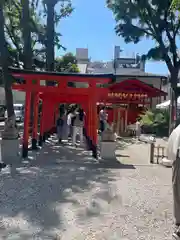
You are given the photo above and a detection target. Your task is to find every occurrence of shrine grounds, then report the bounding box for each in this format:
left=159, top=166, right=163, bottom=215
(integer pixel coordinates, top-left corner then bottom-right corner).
left=0, top=135, right=173, bottom=240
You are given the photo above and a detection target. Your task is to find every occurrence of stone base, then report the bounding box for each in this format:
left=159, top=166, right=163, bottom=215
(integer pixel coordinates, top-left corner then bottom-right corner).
left=43, top=134, right=46, bottom=142
left=22, top=143, right=28, bottom=158
left=160, top=157, right=172, bottom=167
left=39, top=135, right=43, bottom=146
left=32, top=138, right=38, bottom=150
left=92, top=144, right=98, bottom=159
left=0, top=139, right=20, bottom=164
left=100, top=141, right=116, bottom=160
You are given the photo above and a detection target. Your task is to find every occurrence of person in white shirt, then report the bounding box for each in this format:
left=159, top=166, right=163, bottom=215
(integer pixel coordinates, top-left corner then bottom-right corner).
left=67, top=111, right=73, bottom=138
left=72, top=107, right=85, bottom=146
left=135, top=119, right=141, bottom=139
left=167, top=123, right=180, bottom=239
left=99, top=106, right=107, bottom=133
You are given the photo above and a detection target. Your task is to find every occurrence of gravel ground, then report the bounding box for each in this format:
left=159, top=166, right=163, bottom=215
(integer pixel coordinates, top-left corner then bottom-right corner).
left=0, top=136, right=173, bottom=240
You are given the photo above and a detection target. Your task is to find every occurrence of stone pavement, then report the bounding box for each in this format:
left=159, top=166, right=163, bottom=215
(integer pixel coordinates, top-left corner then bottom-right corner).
left=0, top=136, right=173, bottom=239
left=116, top=137, right=168, bottom=165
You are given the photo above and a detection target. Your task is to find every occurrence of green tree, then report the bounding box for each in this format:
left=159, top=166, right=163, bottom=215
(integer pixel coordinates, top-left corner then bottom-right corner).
left=0, top=0, right=18, bottom=139
left=107, top=0, right=180, bottom=124
left=4, top=0, right=72, bottom=70
left=43, top=0, right=73, bottom=71
left=140, top=109, right=169, bottom=136
left=32, top=0, right=73, bottom=86
left=4, top=0, right=45, bottom=69
left=55, top=53, right=79, bottom=73
left=171, top=0, right=180, bottom=10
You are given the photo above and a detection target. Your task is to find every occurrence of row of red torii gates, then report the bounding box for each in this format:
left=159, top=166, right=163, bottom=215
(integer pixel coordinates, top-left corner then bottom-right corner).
left=10, top=68, right=167, bottom=159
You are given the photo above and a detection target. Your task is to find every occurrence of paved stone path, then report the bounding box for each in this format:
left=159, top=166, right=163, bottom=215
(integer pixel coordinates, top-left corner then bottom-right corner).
left=0, top=136, right=173, bottom=239
left=116, top=137, right=168, bottom=165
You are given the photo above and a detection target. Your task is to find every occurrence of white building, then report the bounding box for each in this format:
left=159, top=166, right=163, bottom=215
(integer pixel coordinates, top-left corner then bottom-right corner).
left=0, top=88, right=25, bottom=105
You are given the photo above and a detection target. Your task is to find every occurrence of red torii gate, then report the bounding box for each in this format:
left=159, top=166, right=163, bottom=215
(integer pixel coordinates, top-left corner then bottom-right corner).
left=10, top=68, right=113, bottom=159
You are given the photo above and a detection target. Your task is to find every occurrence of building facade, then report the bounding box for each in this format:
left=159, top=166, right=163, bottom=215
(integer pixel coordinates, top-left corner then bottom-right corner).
left=0, top=46, right=167, bottom=107
left=76, top=47, right=167, bottom=108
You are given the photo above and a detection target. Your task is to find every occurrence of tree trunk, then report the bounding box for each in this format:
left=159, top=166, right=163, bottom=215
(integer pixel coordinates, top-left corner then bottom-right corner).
left=46, top=2, right=55, bottom=85
left=46, top=3, right=55, bottom=71
left=21, top=0, right=33, bottom=124
left=169, top=87, right=174, bottom=135
left=0, top=3, right=18, bottom=139
left=174, top=89, right=178, bottom=121
left=169, top=72, right=179, bottom=134
left=21, top=0, right=32, bottom=69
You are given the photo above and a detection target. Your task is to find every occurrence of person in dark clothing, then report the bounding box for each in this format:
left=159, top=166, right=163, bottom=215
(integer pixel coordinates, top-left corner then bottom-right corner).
left=57, top=105, right=66, bottom=143
left=56, top=117, right=63, bottom=143
left=0, top=162, right=6, bottom=170
left=56, top=104, right=65, bottom=143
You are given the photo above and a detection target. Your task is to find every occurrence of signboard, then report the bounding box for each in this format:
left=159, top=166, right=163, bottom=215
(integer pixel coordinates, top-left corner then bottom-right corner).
left=108, top=92, right=148, bottom=100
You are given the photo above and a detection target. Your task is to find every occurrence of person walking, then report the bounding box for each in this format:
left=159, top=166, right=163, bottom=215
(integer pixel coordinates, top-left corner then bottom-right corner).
left=99, top=106, right=107, bottom=133
left=56, top=105, right=66, bottom=143
left=0, top=162, right=6, bottom=170
left=67, top=109, right=74, bottom=139
left=72, top=107, right=85, bottom=146
left=167, top=123, right=180, bottom=239
left=135, top=118, right=141, bottom=139
left=56, top=115, right=64, bottom=143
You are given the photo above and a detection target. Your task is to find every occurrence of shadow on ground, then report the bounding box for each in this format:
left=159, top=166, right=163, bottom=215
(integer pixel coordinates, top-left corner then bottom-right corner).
left=0, top=135, right=135, bottom=239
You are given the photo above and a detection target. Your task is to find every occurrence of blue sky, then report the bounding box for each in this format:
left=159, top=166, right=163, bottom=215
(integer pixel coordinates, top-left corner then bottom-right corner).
left=56, top=0, right=168, bottom=75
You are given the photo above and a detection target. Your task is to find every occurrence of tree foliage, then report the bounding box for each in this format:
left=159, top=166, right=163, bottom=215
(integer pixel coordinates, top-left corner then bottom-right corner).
left=4, top=0, right=43, bottom=68
left=34, top=0, right=73, bottom=72
left=171, top=0, right=180, bottom=10
left=107, top=0, right=180, bottom=127
left=140, top=109, right=170, bottom=136
left=3, top=0, right=73, bottom=70
left=55, top=53, right=79, bottom=73
left=140, top=109, right=169, bottom=126
left=107, top=0, right=180, bottom=88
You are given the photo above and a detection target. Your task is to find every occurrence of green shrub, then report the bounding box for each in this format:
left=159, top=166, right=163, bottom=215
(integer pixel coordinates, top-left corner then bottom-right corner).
left=140, top=109, right=169, bottom=137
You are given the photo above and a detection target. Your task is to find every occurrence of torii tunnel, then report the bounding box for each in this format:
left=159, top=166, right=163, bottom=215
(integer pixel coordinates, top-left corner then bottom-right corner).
left=10, top=68, right=113, bottom=159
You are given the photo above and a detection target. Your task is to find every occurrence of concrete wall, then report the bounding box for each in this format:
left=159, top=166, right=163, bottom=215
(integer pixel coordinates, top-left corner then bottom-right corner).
left=0, top=87, right=25, bottom=105
left=161, top=83, right=171, bottom=101
left=12, top=90, right=25, bottom=104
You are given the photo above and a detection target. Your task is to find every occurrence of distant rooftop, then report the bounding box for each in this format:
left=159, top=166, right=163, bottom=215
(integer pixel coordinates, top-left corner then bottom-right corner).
left=87, top=62, right=167, bottom=79
left=74, top=46, right=167, bottom=79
